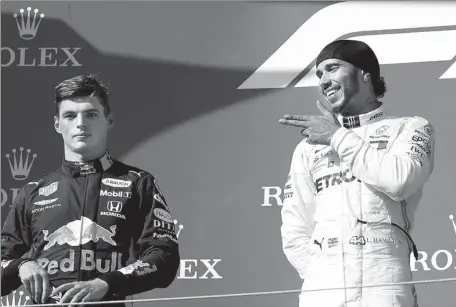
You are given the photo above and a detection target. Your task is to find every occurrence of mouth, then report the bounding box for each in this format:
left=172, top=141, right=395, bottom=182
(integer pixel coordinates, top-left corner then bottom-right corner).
left=325, top=88, right=339, bottom=98
left=74, top=133, right=91, bottom=138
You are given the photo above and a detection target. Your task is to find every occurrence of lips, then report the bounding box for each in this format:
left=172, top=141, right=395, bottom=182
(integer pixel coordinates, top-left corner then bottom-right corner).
left=74, top=133, right=90, bottom=138
left=325, top=88, right=339, bottom=98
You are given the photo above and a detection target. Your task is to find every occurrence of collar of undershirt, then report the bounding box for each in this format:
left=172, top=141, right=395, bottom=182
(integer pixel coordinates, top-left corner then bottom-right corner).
left=337, top=104, right=386, bottom=128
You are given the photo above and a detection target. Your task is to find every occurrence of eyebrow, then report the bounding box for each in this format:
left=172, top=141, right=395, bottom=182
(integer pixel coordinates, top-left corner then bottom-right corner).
left=62, top=108, right=101, bottom=115
left=316, top=62, right=342, bottom=76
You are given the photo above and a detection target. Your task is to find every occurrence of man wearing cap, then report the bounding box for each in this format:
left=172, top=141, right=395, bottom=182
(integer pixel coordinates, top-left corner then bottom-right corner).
left=279, top=40, right=435, bottom=307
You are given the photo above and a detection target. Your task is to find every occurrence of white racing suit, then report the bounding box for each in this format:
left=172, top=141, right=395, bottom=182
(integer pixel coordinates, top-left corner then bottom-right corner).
left=281, top=105, right=435, bottom=307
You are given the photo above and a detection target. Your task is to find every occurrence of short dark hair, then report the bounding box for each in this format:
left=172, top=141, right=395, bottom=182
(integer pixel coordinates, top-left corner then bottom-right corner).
left=373, top=76, right=387, bottom=98
left=54, top=74, right=111, bottom=117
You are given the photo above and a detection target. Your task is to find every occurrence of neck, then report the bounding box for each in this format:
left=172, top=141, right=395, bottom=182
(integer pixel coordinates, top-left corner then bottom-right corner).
left=340, top=97, right=382, bottom=116
left=64, top=146, right=106, bottom=163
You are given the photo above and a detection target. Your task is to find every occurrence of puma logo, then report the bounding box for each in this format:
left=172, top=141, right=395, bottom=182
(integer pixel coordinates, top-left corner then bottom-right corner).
left=314, top=238, right=324, bottom=250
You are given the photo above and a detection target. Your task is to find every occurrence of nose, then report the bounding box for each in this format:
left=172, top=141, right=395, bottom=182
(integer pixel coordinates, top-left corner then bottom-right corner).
left=319, top=72, right=331, bottom=91
left=75, top=113, right=87, bottom=128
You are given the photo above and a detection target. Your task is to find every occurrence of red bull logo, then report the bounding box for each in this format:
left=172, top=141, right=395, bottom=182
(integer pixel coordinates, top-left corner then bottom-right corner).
left=43, top=226, right=76, bottom=250
left=37, top=249, right=123, bottom=275
left=42, top=217, right=117, bottom=250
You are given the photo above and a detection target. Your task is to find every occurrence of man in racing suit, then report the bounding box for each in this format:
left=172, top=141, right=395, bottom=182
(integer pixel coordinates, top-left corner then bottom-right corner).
left=279, top=40, right=435, bottom=307
left=1, top=74, right=180, bottom=306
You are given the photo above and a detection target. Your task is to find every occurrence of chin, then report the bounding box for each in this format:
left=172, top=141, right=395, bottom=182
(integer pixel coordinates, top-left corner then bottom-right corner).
left=70, top=143, right=91, bottom=153
left=328, top=101, right=344, bottom=114
left=330, top=98, right=350, bottom=114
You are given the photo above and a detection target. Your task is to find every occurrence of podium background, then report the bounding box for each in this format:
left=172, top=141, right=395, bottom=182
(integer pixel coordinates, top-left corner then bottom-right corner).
left=1, top=1, right=455, bottom=306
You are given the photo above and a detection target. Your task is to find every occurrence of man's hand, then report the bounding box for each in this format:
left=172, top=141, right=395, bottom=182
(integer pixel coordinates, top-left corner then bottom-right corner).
left=278, top=100, right=341, bottom=146
left=51, top=278, right=109, bottom=306
left=18, top=260, right=50, bottom=304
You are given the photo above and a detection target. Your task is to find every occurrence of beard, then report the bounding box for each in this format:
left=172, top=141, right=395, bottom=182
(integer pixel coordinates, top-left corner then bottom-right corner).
left=332, top=76, right=360, bottom=116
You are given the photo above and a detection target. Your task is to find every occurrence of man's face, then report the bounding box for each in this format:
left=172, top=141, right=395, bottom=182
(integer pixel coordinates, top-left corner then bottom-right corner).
left=316, top=58, right=362, bottom=114
left=54, top=96, right=112, bottom=155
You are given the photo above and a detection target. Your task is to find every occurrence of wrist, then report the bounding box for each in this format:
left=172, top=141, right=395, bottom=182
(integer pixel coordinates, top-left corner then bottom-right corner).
left=17, top=258, right=34, bottom=276
left=94, top=278, right=109, bottom=288
left=330, top=127, right=349, bottom=149
left=18, top=259, right=33, bottom=269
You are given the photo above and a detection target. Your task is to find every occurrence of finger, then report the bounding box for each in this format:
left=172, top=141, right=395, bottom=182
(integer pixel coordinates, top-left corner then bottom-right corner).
left=78, top=293, right=92, bottom=307
left=301, top=129, right=309, bottom=137
left=317, top=100, right=340, bottom=126
left=33, top=273, right=42, bottom=303
left=283, top=115, right=310, bottom=121
left=41, top=272, right=50, bottom=303
left=60, top=287, right=81, bottom=304
left=22, top=278, right=32, bottom=300
left=316, top=100, right=332, bottom=116
left=52, top=282, right=76, bottom=296
left=69, top=289, right=89, bottom=306
left=278, top=119, right=311, bottom=127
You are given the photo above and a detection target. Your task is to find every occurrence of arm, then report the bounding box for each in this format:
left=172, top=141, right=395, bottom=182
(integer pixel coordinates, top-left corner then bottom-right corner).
left=280, top=143, right=316, bottom=280
left=330, top=117, right=435, bottom=201
left=97, top=174, right=180, bottom=297
left=1, top=187, right=33, bottom=295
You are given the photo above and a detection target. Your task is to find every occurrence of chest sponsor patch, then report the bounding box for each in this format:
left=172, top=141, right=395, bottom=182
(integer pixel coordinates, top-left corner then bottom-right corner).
left=39, top=182, right=58, bottom=196
left=154, top=208, right=173, bottom=223
left=34, top=198, right=58, bottom=206
left=102, top=178, right=132, bottom=188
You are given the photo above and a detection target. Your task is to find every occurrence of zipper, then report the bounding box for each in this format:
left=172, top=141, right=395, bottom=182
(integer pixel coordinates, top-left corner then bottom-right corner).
left=77, top=175, right=90, bottom=281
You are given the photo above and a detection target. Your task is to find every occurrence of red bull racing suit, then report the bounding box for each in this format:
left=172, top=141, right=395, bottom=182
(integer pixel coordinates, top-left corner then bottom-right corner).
left=281, top=105, right=435, bottom=307
left=1, top=152, right=180, bottom=305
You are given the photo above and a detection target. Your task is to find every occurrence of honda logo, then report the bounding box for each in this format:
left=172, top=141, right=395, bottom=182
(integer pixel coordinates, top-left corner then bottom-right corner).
left=107, top=201, right=123, bottom=213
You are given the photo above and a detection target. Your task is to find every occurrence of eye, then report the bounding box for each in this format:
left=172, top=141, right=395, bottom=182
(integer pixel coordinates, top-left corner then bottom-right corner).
left=329, top=66, right=339, bottom=72
left=64, top=114, right=75, bottom=119
left=87, top=112, right=98, bottom=118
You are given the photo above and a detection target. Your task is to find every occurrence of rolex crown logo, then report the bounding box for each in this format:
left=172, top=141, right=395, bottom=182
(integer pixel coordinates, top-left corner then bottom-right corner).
left=449, top=214, right=456, bottom=235
left=174, top=220, right=184, bottom=239
left=6, top=147, right=37, bottom=180
left=1, top=290, right=31, bottom=306
left=13, top=7, right=45, bottom=40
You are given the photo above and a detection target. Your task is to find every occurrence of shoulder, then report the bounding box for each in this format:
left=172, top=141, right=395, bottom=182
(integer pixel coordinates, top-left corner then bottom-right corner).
left=405, top=116, right=433, bottom=131
left=289, top=139, right=327, bottom=169
left=21, top=166, right=62, bottom=196
left=386, top=114, right=432, bottom=127
left=111, top=160, right=159, bottom=185
left=293, top=138, right=315, bottom=155
left=394, top=116, right=434, bottom=137
left=376, top=114, right=434, bottom=137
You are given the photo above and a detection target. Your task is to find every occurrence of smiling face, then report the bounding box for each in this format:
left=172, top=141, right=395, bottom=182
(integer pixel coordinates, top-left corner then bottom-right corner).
left=54, top=96, right=113, bottom=159
left=316, top=58, right=367, bottom=115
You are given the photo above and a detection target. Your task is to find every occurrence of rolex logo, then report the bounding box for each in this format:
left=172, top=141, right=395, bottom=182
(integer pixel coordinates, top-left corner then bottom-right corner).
left=5, top=147, right=37, bottom=180
left=174, top=220, right=184, bottom=239
left=13, top=7, right=44, bottom=40
left=1, top=290, right=31, bottom=306
left=449, top=214, right=456, bottom=235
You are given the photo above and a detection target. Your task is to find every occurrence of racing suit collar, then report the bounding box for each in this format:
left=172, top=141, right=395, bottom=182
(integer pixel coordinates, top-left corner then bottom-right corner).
left=62, top=151, right=114, bottom=177
left=337, top=104, right=386, bottom=128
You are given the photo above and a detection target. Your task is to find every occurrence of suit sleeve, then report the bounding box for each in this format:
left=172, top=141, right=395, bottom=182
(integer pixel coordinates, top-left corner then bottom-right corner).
left=98, top=174, right=180, bottom=296
left=280, top=142, right=316, bottom=280
left=330, top=117, right=435, bottom=201
left=1, top=187, right=33, bottom=296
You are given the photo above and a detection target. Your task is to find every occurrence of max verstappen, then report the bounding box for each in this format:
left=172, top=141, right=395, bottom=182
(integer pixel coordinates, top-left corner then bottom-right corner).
left=279, top=40, right=435, bottom=307
left=1, top=74, right=180, bottom=306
